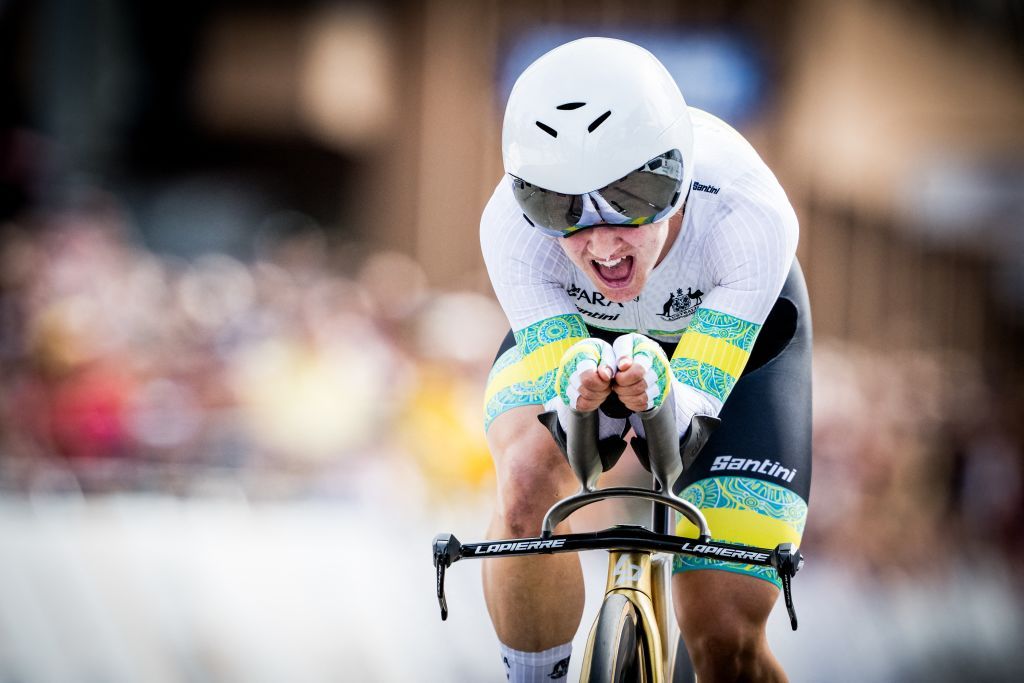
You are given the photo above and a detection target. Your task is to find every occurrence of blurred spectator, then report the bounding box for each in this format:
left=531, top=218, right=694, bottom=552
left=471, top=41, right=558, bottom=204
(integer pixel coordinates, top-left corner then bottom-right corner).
left=0, top=192, right=498, bottom=502
left=807, top=342, right=1024, bottom=580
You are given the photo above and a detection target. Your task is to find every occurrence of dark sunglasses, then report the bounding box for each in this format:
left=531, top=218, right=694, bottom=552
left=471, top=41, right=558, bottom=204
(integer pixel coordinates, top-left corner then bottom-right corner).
left=510, top=149, right=685, bottom=237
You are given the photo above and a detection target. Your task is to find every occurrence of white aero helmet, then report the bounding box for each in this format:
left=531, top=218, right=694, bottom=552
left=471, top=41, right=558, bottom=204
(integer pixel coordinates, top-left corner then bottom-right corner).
left=502, top=37, right=694, bottom=237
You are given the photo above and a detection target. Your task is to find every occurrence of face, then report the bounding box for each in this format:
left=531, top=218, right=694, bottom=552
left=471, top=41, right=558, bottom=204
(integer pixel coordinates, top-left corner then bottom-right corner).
left=559, top=210, right=683, bottom=303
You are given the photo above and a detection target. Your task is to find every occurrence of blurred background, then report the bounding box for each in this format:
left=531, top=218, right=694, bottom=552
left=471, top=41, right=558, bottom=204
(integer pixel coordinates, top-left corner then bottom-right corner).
left=0, top=0, right=1022, bottom=681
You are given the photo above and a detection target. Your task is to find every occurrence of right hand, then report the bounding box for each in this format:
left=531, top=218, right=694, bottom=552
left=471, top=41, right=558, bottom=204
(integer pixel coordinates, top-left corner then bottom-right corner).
left=555, top=338, right=617, bottom=412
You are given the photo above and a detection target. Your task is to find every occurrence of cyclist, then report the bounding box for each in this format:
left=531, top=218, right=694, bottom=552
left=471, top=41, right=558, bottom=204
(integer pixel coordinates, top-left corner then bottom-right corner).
left=480, top=37, right=812, bottom=682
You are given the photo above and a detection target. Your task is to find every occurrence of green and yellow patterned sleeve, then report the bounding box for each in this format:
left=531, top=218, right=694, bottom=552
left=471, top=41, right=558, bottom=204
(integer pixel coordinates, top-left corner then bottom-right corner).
left=483, top=314, right=589, bottom=430
left=670, top=308, right=761, bottom=409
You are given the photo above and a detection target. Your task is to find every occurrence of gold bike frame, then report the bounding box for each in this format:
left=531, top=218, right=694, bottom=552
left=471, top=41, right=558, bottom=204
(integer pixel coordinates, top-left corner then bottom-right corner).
left=578, top=550, right=682, bottom=682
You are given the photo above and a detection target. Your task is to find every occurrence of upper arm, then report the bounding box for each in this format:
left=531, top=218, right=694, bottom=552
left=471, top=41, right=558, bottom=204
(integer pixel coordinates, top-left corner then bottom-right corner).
left=699, top=174, right=797, bottom=323
left=670, top=174, right=798, bottom=412
left=479, top=181, right=591, bottom=424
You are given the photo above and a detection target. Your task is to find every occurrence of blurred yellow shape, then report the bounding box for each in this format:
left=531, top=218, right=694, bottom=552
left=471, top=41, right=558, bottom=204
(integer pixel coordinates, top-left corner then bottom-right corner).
left=400, top=364, right=494, bottom=492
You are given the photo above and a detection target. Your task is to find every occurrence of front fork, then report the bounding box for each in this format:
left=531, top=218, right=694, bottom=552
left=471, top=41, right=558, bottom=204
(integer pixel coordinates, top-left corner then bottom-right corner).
left=580, top=551, right=675, bottom=683
left=650, top=554, right=680, bottom=676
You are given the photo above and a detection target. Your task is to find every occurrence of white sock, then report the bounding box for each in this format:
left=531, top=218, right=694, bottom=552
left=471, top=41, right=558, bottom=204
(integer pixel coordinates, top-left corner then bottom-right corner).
left=499, top=642, right=572, bottom=682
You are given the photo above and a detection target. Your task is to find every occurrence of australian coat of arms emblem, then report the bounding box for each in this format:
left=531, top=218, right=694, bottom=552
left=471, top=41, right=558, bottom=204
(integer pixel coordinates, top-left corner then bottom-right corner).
left=658, top=287, right=703, bottom=321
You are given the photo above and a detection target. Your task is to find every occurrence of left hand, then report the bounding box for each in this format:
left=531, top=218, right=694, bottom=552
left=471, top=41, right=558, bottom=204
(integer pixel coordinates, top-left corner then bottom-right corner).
left=611, top=333, right=672, bottom=413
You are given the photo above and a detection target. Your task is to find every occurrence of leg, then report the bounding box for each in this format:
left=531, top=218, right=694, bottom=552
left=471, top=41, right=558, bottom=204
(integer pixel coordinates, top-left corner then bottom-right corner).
left=483, top=404, right=584, bottom=651
left=673, top=570, right=787, bottom=682
left=666, top=262, right=812, bottom=680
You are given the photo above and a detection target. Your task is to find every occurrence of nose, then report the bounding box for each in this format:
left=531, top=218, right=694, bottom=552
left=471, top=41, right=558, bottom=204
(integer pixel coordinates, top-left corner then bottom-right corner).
left=586, top=226, right=623, bottom=258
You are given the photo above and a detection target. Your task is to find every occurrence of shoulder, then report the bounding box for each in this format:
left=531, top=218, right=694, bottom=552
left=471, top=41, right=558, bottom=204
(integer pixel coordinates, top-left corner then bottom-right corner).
left=480, top=178, right=525, bottom=241
left=480, top=177, right=570, bottom=279
left=687, top=109, right=797, bottom=239
left=679, top=111, right=797, bottom=281
left=689, top=108, right=767, bottom=182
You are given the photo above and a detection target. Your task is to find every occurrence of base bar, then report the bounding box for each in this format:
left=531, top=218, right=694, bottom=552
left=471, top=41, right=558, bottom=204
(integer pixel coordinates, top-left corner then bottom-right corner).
left=435, top=526, right=798, bottom=571
left=431, top=529, right=804, bottom=626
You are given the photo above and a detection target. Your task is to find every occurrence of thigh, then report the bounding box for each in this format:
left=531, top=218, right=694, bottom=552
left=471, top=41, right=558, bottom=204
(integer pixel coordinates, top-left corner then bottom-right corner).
left=674, top=261, right=813, bottom=588
left=487, top=404, right=572, bottom=481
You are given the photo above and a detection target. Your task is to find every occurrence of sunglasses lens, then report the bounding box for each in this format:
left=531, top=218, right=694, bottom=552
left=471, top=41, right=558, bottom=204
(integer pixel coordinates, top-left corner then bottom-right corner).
left=511, top=180, right=582, bottom=233
left=510, top=150, right=684, bottom=236
left=599, top=150, right=683, bottom=223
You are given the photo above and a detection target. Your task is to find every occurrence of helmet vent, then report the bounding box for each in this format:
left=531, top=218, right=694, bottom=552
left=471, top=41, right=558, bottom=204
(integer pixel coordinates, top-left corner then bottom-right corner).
left=556, top=102, right=585, bottom=110
left=535, top=121, right=558, bottom=138
left=587, top=111, right=612, bottom=133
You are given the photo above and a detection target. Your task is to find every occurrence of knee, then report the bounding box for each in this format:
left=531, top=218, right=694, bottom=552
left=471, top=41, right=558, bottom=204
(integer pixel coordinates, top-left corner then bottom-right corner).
left=685, top=619, right=763, bottom=680
left=492, top=439, right=575, bottom=537
left=675, top=570, right=780, bottom=679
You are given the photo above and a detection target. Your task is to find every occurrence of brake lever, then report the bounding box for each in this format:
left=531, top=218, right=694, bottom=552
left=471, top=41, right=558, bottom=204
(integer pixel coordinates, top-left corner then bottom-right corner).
left=432, top=534, right=463, bottom=620
left=772, top=543, right=804, bottom=631
left=435, top=561, right=448, bottom=620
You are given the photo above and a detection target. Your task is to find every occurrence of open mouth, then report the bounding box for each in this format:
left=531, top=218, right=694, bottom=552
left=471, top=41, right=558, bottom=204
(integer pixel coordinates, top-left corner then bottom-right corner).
left=592, top=255, right=634, bottom=288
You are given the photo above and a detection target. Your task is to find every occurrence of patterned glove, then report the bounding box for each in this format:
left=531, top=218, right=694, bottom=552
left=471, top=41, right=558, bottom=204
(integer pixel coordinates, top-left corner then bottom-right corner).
left=612, top=333, right=672, bottom=412
left=555, top=338, right=617, bottom=411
